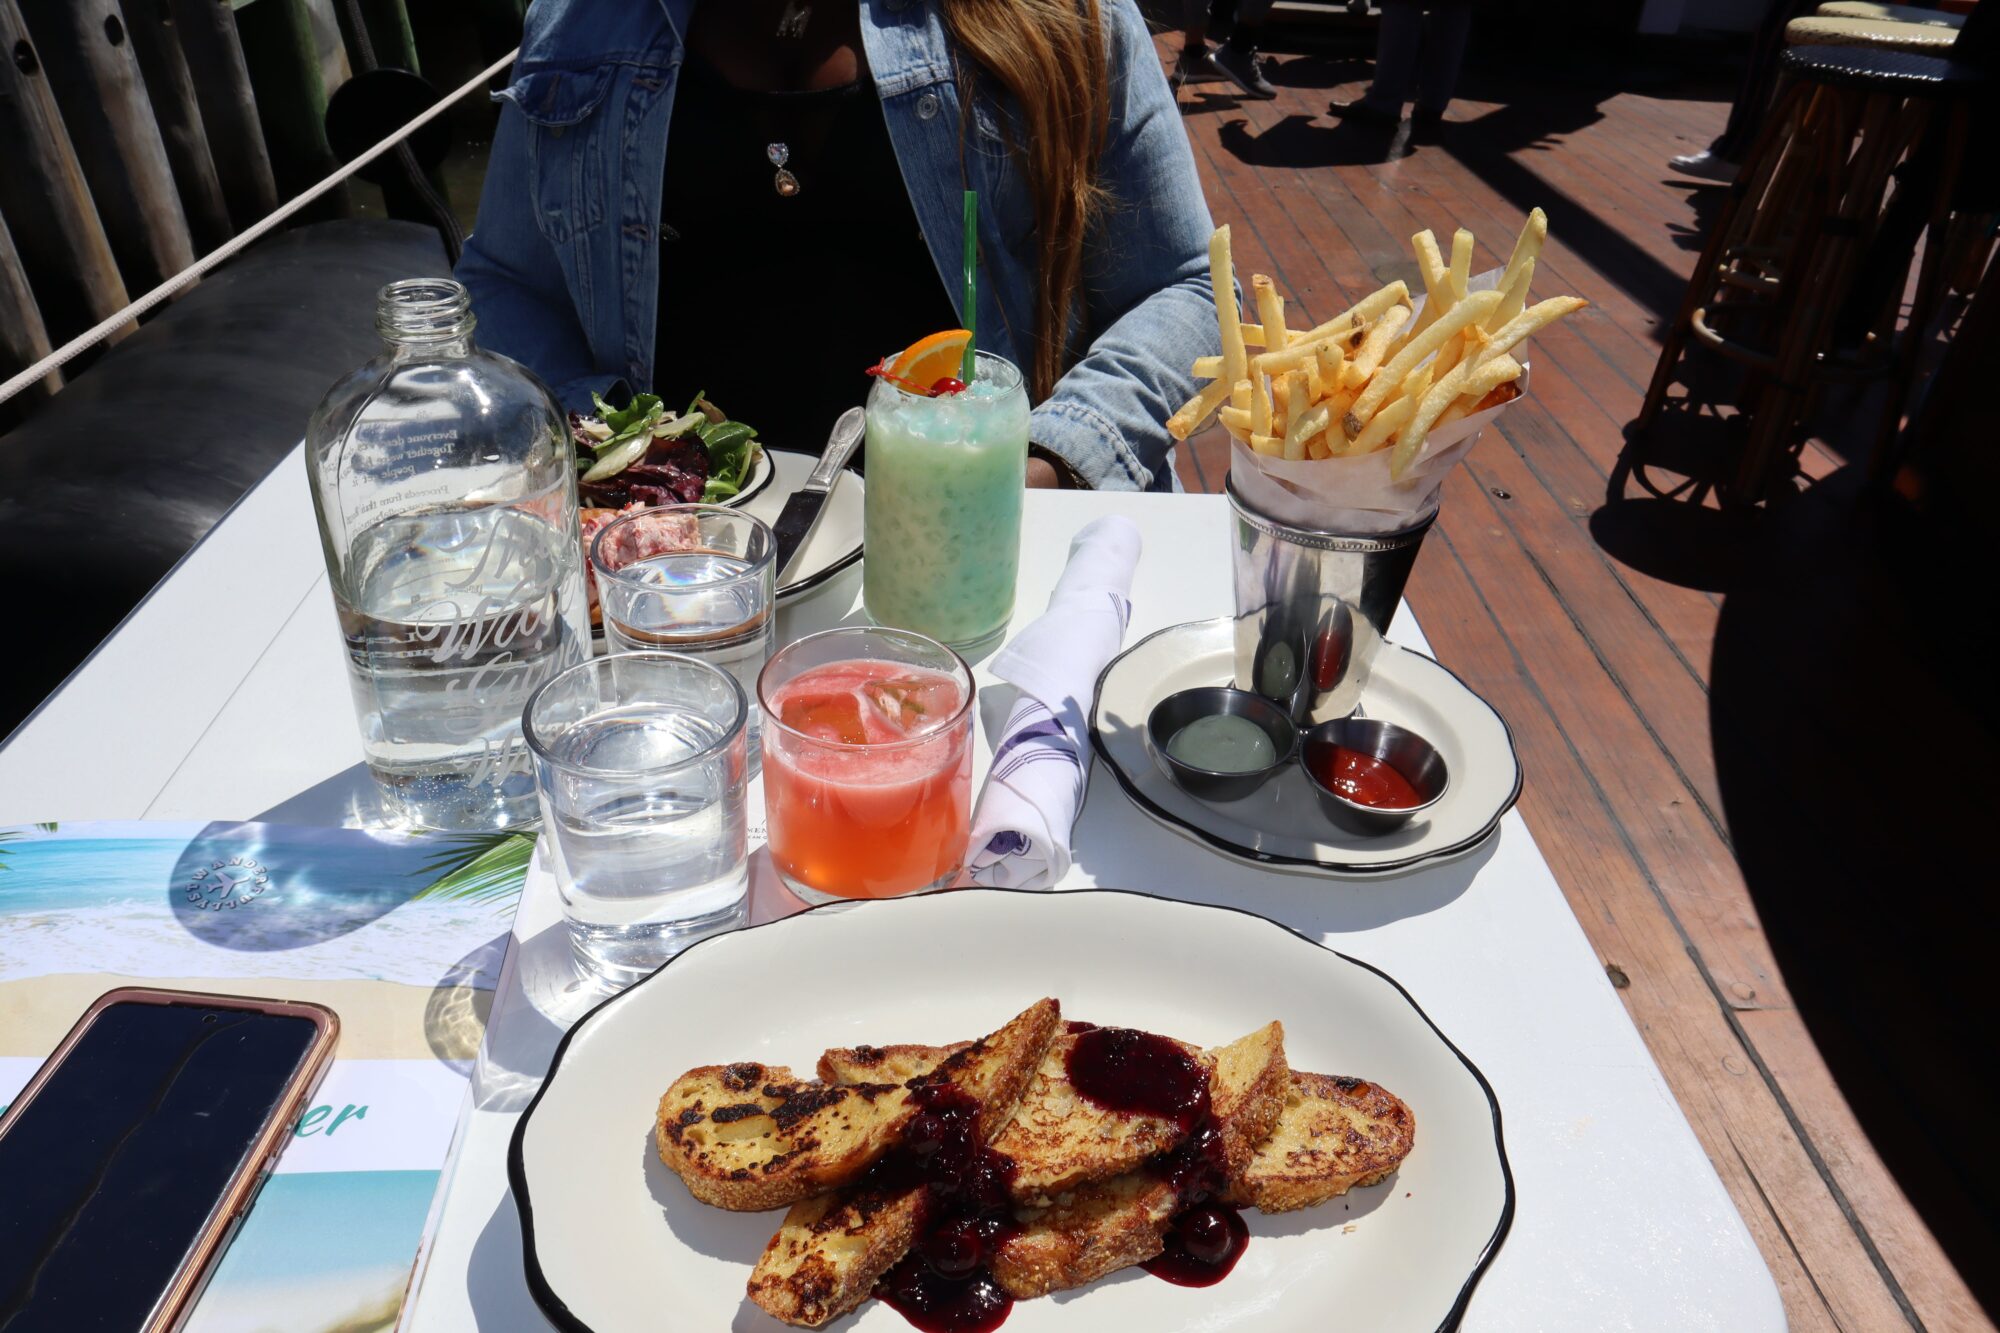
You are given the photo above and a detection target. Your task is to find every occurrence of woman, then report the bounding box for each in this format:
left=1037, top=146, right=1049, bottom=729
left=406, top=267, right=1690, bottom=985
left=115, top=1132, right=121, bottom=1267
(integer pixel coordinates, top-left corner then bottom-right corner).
left=457, top=0, right=1219, bottom=491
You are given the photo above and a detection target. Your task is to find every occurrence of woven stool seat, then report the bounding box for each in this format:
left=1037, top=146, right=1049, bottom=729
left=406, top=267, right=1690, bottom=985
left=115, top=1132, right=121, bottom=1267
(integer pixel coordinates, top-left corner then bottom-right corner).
left=1781, top=43, right=1982, bottom=94
left=1787, top=15, right=1961, bottom=51
left=1816, top=2, right=1964, bottom=27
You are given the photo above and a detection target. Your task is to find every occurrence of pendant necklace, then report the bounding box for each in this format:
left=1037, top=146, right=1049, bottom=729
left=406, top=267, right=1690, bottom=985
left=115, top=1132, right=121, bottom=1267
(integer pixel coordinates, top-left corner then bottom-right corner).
left=767, top=143, right=800, bottom=196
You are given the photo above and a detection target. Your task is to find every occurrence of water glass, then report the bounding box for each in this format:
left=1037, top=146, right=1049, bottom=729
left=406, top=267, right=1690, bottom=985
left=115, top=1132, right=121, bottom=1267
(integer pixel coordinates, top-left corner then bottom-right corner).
left=591, top=506, right=775, bottom=771
left=758, top=626, right=975, bottom=904
left=524, top=652, right=749, bottom=986
left=863, top=350, right=1029, bottom=651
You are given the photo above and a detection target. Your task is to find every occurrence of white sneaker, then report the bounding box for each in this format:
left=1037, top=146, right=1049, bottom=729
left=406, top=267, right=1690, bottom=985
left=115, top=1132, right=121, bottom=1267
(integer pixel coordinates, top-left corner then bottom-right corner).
left=1669, top=150, right=1738, bottom=183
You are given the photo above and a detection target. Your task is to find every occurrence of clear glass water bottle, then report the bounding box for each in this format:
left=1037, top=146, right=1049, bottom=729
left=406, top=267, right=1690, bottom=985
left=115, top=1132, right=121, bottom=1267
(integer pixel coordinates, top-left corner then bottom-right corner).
left=306, top=278, right=590, bottom=830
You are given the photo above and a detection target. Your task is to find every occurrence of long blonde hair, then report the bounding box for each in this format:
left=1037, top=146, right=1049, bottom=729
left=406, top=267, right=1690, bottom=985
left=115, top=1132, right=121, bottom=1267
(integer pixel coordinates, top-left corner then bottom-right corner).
left=938, top=0, right=1113, bottom=402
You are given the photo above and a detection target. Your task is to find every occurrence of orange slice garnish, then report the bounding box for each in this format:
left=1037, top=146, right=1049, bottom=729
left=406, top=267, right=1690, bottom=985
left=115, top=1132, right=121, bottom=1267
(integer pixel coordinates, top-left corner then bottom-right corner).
left=887, top=329, right=973, bottom=390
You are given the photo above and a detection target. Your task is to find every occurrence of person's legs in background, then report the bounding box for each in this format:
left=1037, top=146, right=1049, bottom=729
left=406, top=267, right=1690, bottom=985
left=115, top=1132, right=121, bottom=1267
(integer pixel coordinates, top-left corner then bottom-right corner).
left=1173, top=0, right=1232, bottom=87
left=1331, top=0, right=1422, bottom=128
left=1410, top=0, right=1473, bottom=136
left=1670, top=0, right=1815, bottom=181
left=1215, top=0, right=1279, bottom=99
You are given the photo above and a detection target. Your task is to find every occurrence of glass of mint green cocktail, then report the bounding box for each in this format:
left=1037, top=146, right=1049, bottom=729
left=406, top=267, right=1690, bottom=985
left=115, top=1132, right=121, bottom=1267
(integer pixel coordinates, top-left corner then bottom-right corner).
left=863, top=349, right=1030, bottom=650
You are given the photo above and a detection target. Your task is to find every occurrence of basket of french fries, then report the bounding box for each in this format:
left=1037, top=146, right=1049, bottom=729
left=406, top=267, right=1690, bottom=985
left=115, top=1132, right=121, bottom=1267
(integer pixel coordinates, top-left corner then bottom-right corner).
left=1168, top=211, right=1585, bottom=718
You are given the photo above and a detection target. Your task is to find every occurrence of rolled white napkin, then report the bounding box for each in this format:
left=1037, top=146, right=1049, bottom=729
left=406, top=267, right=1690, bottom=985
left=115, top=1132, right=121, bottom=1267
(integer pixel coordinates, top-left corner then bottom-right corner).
left=963, top=515, right=1141, bottom=889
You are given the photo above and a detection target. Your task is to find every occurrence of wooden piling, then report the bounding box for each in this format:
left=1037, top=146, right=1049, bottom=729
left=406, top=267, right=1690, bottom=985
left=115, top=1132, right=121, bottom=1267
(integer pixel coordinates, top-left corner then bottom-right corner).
left=169, top=0, right=279, bottom=231
left=234, top=0, right=346, bottom=215
left=332, top=0, right=419, bottom=74
left=0, top=0, right=133, bottom=344
left=123, top=0, right=234, bottom=253
left=19, top=0, right=197, bottom=292
left=0, top=206, right=63, bottom=402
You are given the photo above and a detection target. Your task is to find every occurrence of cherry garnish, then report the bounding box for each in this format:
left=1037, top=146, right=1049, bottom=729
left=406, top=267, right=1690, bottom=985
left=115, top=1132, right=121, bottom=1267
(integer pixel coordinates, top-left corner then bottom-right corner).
left=863, top=360, right=971, bottom=398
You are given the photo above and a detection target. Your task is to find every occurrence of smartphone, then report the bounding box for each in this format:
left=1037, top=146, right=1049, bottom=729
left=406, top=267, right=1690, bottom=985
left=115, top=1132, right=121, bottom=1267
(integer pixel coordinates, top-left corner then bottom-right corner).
left=0, top=987, right=338, bottom=1332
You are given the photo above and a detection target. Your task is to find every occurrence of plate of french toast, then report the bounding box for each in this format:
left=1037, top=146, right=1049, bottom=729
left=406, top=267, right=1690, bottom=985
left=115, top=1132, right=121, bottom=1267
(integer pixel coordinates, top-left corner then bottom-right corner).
left=511, top=889, right=1512, bottom=1331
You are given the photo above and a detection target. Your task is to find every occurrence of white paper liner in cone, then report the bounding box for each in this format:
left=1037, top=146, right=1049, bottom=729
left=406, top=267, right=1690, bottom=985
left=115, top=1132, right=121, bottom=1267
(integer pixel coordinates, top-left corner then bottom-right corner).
left=1227, top=267, right=1526, bottom=534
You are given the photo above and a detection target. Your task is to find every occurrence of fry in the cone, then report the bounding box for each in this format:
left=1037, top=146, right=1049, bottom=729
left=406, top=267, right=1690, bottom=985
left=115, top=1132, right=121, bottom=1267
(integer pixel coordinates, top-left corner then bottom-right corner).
left=1437, top=379, right=1523, bottom=432
left=1447, top=229, right=1474, bottom=303
left=1315, top=341, right=1345, bottom=392
left=1340, top=307, right=1411, bottom=390
left=1496, top=208, right=1547, bottom=304
left=1345, top=394, right=1418, bottom=456
left=1211, top=225, right=1248, bottom=385
left=1391, top=354, right=1524, bottom=478
left=1192, top=355, right=1222, bottom=378
left=1167, top=379, right=1231, bottom=440
left=1284, top=380, right=1324, bottom=462
left=1426, top=333, right=1465, bottom=387
left=1254, top=326, right=1351, bottom=377
left=1475, top=296, right=1589, bottom=369
left=1296, top=282, right=1409, bottom=345
left=1344, top=289, right=1502, bottom=435
left=1253, top=276, right=1288, bottom=353
left=1487, top=258, right=1536, bottom=331
left=1411, top=232, right=1451, bottom=332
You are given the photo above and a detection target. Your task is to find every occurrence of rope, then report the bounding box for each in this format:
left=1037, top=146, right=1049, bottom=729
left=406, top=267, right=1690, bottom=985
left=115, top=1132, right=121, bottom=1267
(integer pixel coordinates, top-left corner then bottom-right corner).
left=0, top=47, right=519, bottom=411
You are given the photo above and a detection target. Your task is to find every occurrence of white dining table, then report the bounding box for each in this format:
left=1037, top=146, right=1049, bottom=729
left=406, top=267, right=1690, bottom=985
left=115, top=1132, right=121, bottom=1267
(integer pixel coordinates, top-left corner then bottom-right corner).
left=0, top=448, right=1785, bottom=1331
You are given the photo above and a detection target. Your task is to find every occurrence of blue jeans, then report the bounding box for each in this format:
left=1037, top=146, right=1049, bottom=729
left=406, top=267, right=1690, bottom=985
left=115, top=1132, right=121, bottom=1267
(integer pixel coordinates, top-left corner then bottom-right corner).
left=1363, top=0, right=1473, bottom=117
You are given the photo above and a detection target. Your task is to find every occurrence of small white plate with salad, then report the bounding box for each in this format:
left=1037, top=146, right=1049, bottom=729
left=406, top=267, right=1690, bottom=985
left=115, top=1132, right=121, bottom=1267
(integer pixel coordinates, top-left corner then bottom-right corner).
left=569, top=391, right=774, bottom=512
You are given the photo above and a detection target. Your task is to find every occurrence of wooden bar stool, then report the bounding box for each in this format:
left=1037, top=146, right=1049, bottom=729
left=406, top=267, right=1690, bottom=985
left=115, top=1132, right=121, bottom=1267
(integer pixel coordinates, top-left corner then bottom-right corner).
left=1816, top=2, right=1966, bottom=28
left=1638, top=44, right=1976, bottom=502
left=1787, top=15, right=1962, bottom=51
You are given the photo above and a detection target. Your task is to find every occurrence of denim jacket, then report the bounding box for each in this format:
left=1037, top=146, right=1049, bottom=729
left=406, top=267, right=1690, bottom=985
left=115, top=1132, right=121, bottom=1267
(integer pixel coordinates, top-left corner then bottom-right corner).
left=455, top=0, right=1219, bottom=491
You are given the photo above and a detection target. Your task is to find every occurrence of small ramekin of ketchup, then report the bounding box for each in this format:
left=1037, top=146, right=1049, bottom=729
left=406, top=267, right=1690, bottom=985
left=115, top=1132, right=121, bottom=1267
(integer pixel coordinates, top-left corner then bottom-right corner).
left=1299, top=718, right=1448, bottom=835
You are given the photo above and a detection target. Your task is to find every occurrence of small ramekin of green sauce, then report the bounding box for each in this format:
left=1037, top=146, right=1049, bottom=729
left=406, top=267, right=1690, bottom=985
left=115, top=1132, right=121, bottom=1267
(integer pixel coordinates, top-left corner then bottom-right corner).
left=1145, top=687, right=1298, bottom=803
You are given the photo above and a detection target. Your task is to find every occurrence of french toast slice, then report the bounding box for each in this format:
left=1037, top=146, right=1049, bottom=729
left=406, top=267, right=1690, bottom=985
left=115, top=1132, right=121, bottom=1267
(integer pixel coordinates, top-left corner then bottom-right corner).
left=659, top=998, right=1058, bottom=1213
left=1224, top=1071, right=1416, bottom=1213
left=990, top=1172, right=1180, bottom=1299
left=1206, top=1021, right=1291, bottom=1177
left=745, top=1186, right=925, bottom=1328
left=744, top=1000, right=1061, bottom=1327
left=655, top=1063, right=907, bottom=1211
left=988, top=1021, right=1291, bottom=1299
left=822, top=1026, right=1210, bottom=1203
left=816, top=1042, right=969, bottom=1087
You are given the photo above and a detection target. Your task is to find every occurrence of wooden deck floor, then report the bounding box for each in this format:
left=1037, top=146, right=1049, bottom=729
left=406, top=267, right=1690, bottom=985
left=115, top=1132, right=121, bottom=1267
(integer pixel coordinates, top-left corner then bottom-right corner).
left=1157, top=37, right=1991, bottom=1333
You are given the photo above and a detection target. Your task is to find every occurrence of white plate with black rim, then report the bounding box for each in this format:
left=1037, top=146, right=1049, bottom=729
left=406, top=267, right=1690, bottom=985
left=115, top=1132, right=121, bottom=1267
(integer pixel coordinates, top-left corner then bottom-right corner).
left=510, top=888, right=1512, bottom=1333
left=718, top=444, right=778, bottom=511
left=1091, top=618, right=1521, bottom=876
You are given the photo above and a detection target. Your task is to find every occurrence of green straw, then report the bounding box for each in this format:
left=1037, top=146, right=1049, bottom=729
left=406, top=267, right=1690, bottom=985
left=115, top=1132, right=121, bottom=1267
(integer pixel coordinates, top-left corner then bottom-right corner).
left=961, top=189, right=978, bottom=382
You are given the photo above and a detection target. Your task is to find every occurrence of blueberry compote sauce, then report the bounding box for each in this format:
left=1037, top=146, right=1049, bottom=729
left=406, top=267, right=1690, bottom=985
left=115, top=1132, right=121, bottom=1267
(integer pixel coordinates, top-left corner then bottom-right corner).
left=870, top=1085, right=1021, bottom=1332
left=1065, top=1026, right=1252, bottom=1287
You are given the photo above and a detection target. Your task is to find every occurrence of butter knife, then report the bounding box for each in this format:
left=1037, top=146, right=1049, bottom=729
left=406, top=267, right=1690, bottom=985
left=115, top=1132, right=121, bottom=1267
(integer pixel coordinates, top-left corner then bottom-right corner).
left=772, top=407, right=865, bottom=583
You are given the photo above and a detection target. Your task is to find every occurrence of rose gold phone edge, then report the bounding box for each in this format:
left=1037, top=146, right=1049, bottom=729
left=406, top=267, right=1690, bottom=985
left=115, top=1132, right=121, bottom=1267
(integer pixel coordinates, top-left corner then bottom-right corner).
left=0, top=986, right=340, bottom=1333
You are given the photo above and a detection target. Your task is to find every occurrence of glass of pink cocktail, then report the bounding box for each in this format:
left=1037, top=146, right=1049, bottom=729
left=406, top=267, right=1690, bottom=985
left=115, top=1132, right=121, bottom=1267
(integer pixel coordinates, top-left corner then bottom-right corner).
left=758, top=627, right=974, bottom=902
